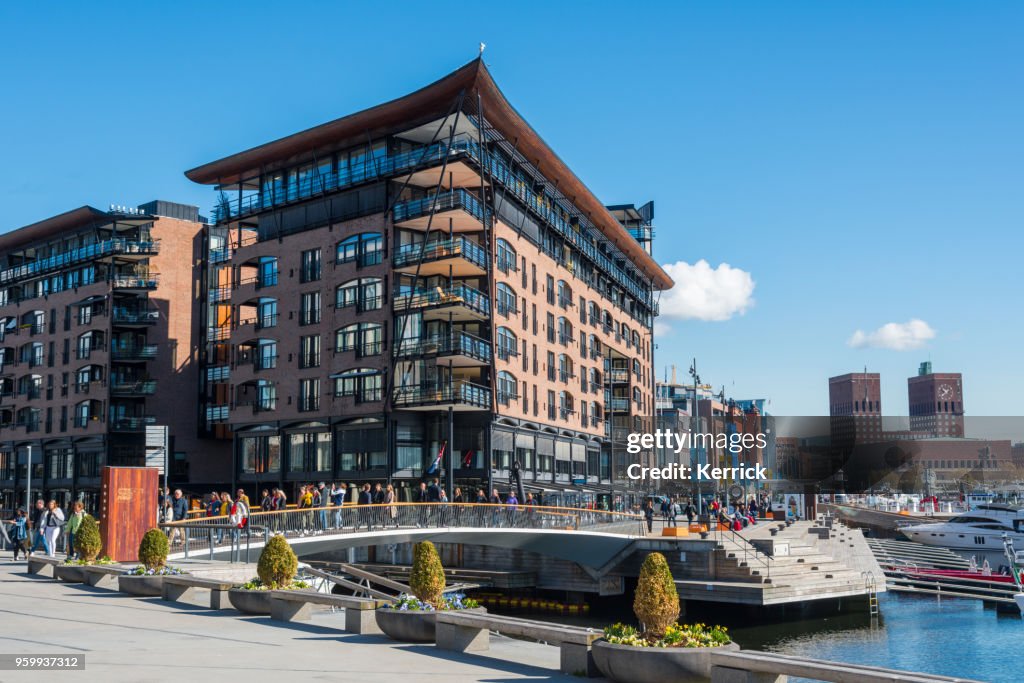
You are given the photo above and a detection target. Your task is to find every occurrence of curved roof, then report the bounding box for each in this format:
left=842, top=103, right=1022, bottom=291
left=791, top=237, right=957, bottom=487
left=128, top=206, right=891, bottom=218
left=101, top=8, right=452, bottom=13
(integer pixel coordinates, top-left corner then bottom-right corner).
left=185, top=59, right=673, bottom=290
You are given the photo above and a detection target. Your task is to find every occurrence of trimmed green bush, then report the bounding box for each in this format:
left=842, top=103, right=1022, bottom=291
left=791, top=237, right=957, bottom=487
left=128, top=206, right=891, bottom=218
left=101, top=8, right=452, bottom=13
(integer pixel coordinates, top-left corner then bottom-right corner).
left=633, top=552, right=680, bottom=638
left=257, top=534, right=298, bottom=589
left=138, top=528, right=169, bottom=570
left=75, top=515, right=102, bottom=564
left=409, top=541, right=446, bottom=606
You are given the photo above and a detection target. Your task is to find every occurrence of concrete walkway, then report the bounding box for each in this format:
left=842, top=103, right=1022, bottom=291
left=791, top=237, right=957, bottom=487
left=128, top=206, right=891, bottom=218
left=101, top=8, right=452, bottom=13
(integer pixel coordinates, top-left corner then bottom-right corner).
left=0, top=559, right=587, bottom=683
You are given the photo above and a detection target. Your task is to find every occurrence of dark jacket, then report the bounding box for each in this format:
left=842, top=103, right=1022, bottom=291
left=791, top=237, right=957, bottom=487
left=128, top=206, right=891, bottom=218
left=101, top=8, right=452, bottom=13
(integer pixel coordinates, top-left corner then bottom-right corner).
left=427, top=483, right=441, bottom=503
left=358, top=490, right=372, bottom=505
left=172, top=497, right=189, bottom=521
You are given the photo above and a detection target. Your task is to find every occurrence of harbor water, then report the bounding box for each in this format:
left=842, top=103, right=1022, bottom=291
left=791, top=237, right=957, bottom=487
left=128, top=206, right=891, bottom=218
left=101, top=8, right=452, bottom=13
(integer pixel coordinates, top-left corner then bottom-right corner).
left=732, top=592, right=1020, bottom=683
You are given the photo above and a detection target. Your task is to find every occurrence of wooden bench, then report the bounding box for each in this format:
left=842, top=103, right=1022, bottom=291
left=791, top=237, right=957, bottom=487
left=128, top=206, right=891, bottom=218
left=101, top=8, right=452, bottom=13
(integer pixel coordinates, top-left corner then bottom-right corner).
left=435, top=611, right=601, bottom=677
left=161, top=576, right=236, bottom=610
left=80, top=564, right=127, bottom=589
left=26, top=556, right=62, bottom=577
left=268, top=590, right=389, bottom=634
left=708, top=650, right=986, bottom=683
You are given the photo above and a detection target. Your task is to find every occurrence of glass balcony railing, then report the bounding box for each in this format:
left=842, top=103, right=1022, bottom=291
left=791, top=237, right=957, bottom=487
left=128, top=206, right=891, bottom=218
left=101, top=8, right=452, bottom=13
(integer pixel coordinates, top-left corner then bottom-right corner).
left=392, top=381, right=491, bottom=409
left=112, top=273, right=159, bottom=289
left=112, top=308, right=160, bottom=325
left=110, top=415, right=157, bottom=431
left=0, top=238, right=160, bottom=286
left=393, top=331, right=491, bottom=363
left=392, top=188, right=491, bottom=228
left=392, top=236, right=488, bottom=271
left=110, top=380, right=158, bottom=395
left=393, top=283, right=490, bottom=317
left=607, top=397, right=630, bottom=411
left=111, top=344, right=158, bottom=361
left=608, top=368, right=630, bottom=383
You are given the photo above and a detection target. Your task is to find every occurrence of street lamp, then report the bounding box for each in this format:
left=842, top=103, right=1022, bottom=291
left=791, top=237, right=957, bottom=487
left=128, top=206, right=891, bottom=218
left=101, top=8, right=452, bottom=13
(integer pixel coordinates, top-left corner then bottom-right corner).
left=25, top=444, right=32, bottom=512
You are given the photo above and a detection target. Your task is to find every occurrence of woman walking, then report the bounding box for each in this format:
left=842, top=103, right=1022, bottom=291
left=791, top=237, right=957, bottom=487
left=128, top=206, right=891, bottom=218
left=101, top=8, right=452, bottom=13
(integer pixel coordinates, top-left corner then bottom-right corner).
left=9, top=509, right=29, bottom=560
left=42, top=500, right=65, bottom=556
left=65, top=502, right=85, bottom=559
left=385, top=484, right=398, bottom=528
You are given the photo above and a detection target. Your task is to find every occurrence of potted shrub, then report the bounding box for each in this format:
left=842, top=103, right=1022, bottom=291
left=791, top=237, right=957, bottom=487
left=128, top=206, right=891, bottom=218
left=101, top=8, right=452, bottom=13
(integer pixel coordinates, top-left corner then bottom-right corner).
left=229, top=534, right=308, bottom=615
left=55, top=515, right=114, bottom=582
left=375, top=540, right=482, bottom=642
left=118, top=529, right=187, bottom=596
left=592, top=552, right=738, bottom=683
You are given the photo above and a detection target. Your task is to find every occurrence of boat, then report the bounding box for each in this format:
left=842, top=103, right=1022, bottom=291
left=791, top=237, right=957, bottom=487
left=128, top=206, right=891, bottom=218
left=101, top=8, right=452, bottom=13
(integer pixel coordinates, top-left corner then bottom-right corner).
left=898, top=504, right=1024, bottom=552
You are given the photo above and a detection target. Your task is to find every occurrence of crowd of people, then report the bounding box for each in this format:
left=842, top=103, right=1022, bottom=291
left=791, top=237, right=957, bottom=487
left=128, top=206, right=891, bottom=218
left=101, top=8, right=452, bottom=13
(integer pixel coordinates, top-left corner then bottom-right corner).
left=641, top=493, right=776, bottom=533
left=3, top=499, right=85, bottom=560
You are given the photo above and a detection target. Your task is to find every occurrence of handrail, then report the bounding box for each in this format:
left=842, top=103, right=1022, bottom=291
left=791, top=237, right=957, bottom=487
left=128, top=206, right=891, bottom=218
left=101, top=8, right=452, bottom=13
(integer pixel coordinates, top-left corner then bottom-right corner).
left=711, top=517, right=774, bottom=580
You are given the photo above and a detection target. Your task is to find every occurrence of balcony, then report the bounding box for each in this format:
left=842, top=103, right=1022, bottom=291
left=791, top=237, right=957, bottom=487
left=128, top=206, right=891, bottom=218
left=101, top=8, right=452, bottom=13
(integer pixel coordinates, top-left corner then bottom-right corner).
left=393, top=283, right=489, bottom=322
left=112, top=308, right=160, bottom=327
left=111, top=344, right=158, bottom=361
left=392, top=381, right=491, bottom=412
left=211, top=140, right=482, bottom=223
left=0, top=238, right=160, bottom=286
left=209, top=286, right=232, bottom=303
left=392, top=236, right=488, bottom=277
left=608, top=368, right=630, bottom=383
left=110, top=380, right=158, bottom=396
left=394, top=332, right=491, bottom=366
left=393, top=189, right=491, bottom=233
left=110, top=415, right=157, bottom=432
left=607, top=397, right=630, bottom=412
left=112, top=273, right=159, bottom=290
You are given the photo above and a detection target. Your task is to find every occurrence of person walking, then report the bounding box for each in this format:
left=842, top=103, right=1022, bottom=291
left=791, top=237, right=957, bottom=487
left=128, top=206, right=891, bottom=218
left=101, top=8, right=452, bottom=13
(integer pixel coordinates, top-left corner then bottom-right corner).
left=356, top=484, right=373, bottom=531
left=228, top=494, right=248, bottom=549
left=489, top=488, right=502, bottom=527
left=384, top=484, right=398, bottom=528
left=684, top=499, right=696, bottom=525
left=415, top=482, right=429, bottom=528
left=29, top=499, right=46, bottom=555
left=9, top=509, right=30, bottom=560
left=330, top=482, right=346, bottom=529
left=170, top=489, right=188, bottom=545
left=666, top=498, right=678, bottom=528
left=42, top=500, right=65, bottom=556
left=643, top=500, right=654, bottom=534
left=65, top=501, right=85, bottom=558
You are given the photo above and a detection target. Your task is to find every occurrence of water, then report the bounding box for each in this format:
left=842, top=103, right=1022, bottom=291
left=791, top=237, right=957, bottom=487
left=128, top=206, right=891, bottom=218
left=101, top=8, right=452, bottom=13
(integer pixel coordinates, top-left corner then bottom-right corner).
left=495, top=592, right=1021, bottom=682
left=729, top=593, right=1020, bottom=683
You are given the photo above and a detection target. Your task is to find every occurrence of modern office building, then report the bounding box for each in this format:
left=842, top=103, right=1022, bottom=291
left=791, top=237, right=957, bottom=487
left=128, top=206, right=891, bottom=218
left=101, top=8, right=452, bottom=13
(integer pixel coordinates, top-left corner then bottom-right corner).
left=908, top=361, right=964, bottom=438
left=185, top=59, right=672, bottom=505
left=0, top=202, right=231, bottom=512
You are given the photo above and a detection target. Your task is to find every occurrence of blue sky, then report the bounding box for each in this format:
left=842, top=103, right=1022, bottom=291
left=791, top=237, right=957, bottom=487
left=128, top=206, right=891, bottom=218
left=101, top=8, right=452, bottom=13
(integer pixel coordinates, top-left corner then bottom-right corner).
left=0, top=2, right=1020, bottom=416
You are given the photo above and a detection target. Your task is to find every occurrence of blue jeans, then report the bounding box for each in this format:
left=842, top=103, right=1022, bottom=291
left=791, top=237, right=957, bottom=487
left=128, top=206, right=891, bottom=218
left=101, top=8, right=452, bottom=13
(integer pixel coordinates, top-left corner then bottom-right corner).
left=31, top=530, right=46, bottom=553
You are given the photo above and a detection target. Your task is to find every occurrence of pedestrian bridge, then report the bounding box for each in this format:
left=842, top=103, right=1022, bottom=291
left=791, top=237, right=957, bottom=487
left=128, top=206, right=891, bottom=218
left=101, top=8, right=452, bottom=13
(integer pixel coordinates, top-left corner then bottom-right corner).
left=164, top=503, right=643, bottom=569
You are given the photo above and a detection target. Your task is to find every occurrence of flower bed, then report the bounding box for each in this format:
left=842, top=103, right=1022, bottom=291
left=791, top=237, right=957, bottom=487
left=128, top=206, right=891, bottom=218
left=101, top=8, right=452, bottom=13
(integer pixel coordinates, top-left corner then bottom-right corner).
left=384, top=593, right=480, bottom=612
left=376, top=593, right=483, bottom=642
left=126, top=565, right=189, bottom=577
left=602, top=622, right=730, bottom=648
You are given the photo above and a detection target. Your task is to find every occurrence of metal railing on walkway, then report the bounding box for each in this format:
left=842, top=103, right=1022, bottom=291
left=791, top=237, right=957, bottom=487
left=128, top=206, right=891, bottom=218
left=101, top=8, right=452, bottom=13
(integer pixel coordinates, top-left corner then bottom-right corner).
left=162, top=502, right=643, bottom=559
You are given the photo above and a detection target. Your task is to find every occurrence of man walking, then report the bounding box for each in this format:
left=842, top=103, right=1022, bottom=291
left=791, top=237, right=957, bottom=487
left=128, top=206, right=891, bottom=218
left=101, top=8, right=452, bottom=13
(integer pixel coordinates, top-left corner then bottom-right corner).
left=170, top=489, right=188, bottom=545
left=29, top=499, right=46, bottom=555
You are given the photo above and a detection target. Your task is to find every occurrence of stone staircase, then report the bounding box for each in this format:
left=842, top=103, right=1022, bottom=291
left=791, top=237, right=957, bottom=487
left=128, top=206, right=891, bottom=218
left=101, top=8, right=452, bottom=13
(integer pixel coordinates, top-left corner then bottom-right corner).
left=675, top=518, right=884, bottom=605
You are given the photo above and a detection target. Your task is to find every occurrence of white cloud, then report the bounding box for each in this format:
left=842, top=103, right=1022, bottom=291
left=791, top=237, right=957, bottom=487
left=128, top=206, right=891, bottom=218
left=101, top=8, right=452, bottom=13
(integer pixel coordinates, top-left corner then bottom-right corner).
left=848, top=319, right=936, bottom=351
left=658, top=260, right=755, bottom=322
left=653, top=320, right=673, bottom=337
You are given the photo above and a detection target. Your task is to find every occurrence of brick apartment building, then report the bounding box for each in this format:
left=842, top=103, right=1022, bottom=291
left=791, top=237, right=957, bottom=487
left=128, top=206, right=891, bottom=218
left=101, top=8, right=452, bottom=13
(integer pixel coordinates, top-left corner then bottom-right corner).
left=186, top=59, right=673, bottom=506
left=0, top=202, right=231, bottom=512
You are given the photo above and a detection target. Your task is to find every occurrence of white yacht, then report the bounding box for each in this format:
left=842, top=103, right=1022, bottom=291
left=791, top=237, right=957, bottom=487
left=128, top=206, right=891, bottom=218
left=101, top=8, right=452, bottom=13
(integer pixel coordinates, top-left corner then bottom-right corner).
left=899, top=504, right=1024, bottom=552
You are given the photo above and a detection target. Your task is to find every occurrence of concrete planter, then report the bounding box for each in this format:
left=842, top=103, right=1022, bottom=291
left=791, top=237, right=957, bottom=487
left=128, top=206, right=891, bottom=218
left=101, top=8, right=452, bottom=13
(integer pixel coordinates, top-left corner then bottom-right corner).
left=592, top=639, right=739, bottom=683
left=228, top=588, right=274, bottom=615
left=54, top=564, right=86, bottom=583
left=118, top=574, right=165, bottom=597
left=376, top=607, right=485, bottom=643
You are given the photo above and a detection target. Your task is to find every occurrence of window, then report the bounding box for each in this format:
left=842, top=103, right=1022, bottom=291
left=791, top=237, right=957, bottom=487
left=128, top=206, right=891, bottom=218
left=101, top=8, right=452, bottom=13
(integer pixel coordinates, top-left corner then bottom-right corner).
left=546, top=275, right=555, bottom=305
left=334, top=368, right=383, bottom=403
left=335, top=323, right=383, bottom=356
left=300, top=248, right=322, bottom=283
left=497, top=327, right=518, bottom=361
left=496, top=239, right=517, bottom=273
left=558, top=354, right=574, bottom=384
left=257, top=299, right=278, bottom=329
left=546, top=313, right=555, bottom=343
left=559, top=391, right=575, bottom=420
left=257, top=341, right=278, bottom=370
left=496, top=283, right=517, bottom=316
left=336, top=277, right=382, bottom=311
left=300, top=292, right=321, bottom=326
left=299, top=378, right=320, bottom=412
left=557, top=280, right=572, bottom=309
left=258, top=257, right=279, bottom=288
left=497, top=371, right=517, bottom=405
left=240, top=434, right=281, bottom=474
left=557, top=317, right=574, bottom=346
left=337, top=233, right=383, bottom=266
left=300, top=335, right=321, bottom=368
left=288, top=432, right=331, bottom=472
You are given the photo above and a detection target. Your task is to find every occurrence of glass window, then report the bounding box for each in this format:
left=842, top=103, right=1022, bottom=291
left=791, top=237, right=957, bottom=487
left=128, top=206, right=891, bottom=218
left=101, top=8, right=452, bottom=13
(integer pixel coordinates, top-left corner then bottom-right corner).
left=497, top=371, right=517, bottom=405
left=299, top=378, right=320, bottom=412
left=496, top=283, right=517, bottom=316
left=300, top=335, right=320, bottom=368
left=300, top=248, right=322, bottom=283
left=337, top=233, right=383, bottom=266
left=300, top=291, right=321, bottom=326
left=497, top=327, right=517, bottom=361
left=496, top=239, right=517, bottom=274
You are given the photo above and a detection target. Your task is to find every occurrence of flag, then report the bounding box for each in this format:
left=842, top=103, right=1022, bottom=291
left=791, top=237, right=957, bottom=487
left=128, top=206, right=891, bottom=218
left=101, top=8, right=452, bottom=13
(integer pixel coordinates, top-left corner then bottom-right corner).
left=427, top=441, right=447, bottom=475
left=462, top=449, right=475, bottom=467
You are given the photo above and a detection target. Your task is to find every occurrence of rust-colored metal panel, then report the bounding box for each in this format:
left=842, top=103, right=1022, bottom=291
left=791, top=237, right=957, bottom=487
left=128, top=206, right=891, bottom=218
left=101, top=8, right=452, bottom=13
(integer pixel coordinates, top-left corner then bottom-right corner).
left=100, top=467, right=158, bottom=562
